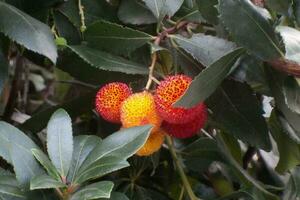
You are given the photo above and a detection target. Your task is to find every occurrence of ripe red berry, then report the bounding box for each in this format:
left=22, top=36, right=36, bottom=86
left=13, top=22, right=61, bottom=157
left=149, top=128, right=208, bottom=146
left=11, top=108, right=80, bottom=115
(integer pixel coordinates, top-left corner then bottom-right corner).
left=162, top=105, right=207, bottom=138
left=154, top=75, right=206, bottom=124
left=95, top=82, right=132, bottom=123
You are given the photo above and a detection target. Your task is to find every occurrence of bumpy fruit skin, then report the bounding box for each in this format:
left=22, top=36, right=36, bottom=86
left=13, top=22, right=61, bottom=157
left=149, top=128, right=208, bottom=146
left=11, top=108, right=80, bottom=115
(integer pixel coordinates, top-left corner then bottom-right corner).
left=136, top=130, right=165, bottom=156
left=162, top=105, right=207, bottom=138
left=95, top=82, right=132, bottom=123
left=120, top=91, right=162, bottom=132
left=154, top=75, right=206, bottom=124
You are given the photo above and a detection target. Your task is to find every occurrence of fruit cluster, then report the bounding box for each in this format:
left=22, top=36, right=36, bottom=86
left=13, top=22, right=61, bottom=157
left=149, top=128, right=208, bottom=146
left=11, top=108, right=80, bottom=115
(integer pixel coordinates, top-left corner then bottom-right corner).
left=95, top=75, right=207, bottom=156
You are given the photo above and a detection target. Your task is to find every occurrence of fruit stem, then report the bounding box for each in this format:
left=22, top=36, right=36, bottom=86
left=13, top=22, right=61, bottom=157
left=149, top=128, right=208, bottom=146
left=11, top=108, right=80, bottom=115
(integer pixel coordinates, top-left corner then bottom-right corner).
left=145, top=36, right=161, bottom=90
left=166, top=136, right=202, bottom=200
left=78, top=0, right=86, bottom=32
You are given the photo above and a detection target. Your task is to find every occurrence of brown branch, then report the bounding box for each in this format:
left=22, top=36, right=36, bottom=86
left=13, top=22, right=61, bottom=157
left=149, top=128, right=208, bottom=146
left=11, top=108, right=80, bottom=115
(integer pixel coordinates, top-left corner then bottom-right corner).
left=268, top=58, right=300, bottom=77
left=3, top=55, right=24, bottom=121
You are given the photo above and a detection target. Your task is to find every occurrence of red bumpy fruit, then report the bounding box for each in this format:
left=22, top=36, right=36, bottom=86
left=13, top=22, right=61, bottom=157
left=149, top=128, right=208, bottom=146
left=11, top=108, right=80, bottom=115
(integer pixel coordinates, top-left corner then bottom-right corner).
left=95, top=82, right=132, bottom=123
left=154, top=74, right=207, bottom=124
left=162, top=105, right=207, bottom=138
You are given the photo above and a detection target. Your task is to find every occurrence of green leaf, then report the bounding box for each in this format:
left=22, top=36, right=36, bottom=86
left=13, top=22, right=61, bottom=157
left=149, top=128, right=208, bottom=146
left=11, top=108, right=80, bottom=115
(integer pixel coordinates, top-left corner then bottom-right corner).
left=21, top=91, right=95, bottom=134
left=171, top=34, right=236, bottom=66
left=70, top=181, right=113, bottom=200
left=74, top=157, right=129, bottom=184
left=53, top=10, right=81, bottom=45
left=100, top=192, right=129, bottom=200
left=283, top=76, right=300, bottom=115
left=118, top=0, right=156, bottom=25
left=295, top=0, right=300, bottom=26
left=183, top=138, right=225, bottom=172
left=283, top=166, right=300, bottom=200
left=47, top=109, right=73, bottom=178
left=175, top=48, right=245, bottom=107
left=81, top=0, right=119, bottom=25
left=68, top=45, right=148, bottom=75
left=265, top=67, right=300, bottom=143
left=56, top=49, right=142, bottom=85
left=79, top=125, right=152, bottom=173
left=232, top=55, right=269, bottom=94
left=276, top=26, right=300, bottom=64
left=216, top=134, right=279, bottom=200
left=0, top=184, right=25, bottom=199
left=142, top=0, right=184, bottom=19
left=0, top=122, right=44, bottom=187
left=0, top=2, right=57, bottom=63
left=31, top=149, right=61, bottom=180
left=30, top=174, right=65, bottom=190
left=0, top=169, right=18, bottom=186
left=196, top=0, right=219, bottom=24
left=0, top=49, right=8, bottom=94
left=218, top=0, right=284, bottom=60
left=269, top=111, right=300, bottom=173
left=85, top=20, right=153, bottom=55
left=67, top=135, right=101, bottom=183
left=208, top=80, right=272, bottom=151
left=265, top=0, right=292, bottom=15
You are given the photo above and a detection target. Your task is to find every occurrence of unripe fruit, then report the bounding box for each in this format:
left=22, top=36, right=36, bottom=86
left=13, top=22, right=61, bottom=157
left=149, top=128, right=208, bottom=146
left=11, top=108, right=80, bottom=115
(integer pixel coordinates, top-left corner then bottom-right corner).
left=136, top=130, right=165, bottom=156
left=95, top=82, right=132, bottom=123
left=162, top=106, right=207, bottom=138
left=120, top=91, right=162, bottom=132
left=154, top=75, right=206, bottom=124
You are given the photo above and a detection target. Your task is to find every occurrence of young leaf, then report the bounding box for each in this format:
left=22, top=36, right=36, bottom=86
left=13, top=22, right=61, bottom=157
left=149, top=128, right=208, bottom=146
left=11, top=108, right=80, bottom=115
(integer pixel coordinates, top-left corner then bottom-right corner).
left=70, top=181, right=114, bottom=200
left=68, top=45, right=148, bottom=75
left=78, top=125, right=152, bottom=173
left=171, top=34, right=236, bottom=66
left=85, top=20, right=153, bottom=55
left=30, top=174, right=65, bottom=190
left=0, top=122, right=44, bottom=187
left=31, top=149, right=61, bottom=180
left=0, top=2, right=57, bottom=63
left=67, top=135, right=101, bottom=183
left=208, top=80, right=272, bottom=151
left=47, top=109, right=73, bottom=178
left=219, top=0, right=284, bottom=60
left=118, top=0, right=156, bottom=25
left=175, top=48, right=245, bottom=108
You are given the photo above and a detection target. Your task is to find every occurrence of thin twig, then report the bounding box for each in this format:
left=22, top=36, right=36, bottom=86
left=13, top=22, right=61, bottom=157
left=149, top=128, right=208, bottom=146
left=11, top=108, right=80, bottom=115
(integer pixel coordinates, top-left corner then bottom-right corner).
left=166, top=136, right=202, bottom=200
left=78, top=0, right=86, bottom=32
left=55, top=80, right=97, bottom=89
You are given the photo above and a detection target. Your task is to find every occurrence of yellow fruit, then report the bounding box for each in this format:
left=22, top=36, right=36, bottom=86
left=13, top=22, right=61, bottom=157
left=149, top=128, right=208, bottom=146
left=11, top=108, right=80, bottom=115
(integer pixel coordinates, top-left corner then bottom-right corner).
left=136, top=130, right=165, bottom=156
left=120, top=91, right=162, bottom=132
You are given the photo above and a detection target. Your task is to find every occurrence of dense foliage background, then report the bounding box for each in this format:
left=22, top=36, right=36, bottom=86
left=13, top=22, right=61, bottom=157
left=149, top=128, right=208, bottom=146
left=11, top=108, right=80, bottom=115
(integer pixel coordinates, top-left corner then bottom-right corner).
left=0, top=0, right=300, bottom=199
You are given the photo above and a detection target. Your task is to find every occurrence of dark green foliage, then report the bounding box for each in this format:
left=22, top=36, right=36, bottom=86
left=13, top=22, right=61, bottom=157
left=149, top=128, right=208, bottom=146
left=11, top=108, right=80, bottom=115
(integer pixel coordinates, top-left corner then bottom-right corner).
left=0, top=0, right=300, bottom=199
